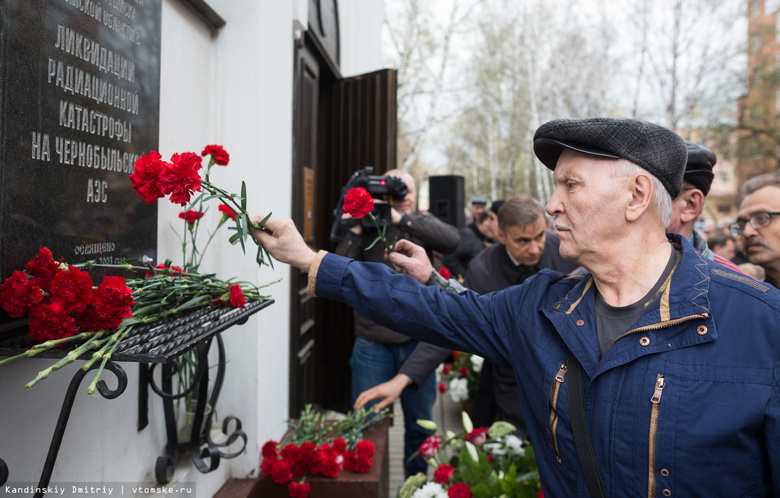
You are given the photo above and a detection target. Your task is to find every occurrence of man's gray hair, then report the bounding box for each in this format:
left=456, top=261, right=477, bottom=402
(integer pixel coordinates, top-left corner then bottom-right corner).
left=742, top=171, right=780, bottom=196
left=611, top=158, right=673, bottom=227
left=497, top=194, right=545, bottom=232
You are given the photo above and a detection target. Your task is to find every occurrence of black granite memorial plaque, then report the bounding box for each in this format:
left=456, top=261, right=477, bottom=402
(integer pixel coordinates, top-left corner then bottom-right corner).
left=0, top=0, right=161, bottom=326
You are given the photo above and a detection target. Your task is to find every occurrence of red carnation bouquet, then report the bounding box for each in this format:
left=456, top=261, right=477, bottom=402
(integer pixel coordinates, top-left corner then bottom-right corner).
left=342, top=186, right=397, bottom=254
left=261, top=404, right=388, bottom=498
left=0, top=246, right=268, bottom=392
left=130, top=144, right=272, bottom=269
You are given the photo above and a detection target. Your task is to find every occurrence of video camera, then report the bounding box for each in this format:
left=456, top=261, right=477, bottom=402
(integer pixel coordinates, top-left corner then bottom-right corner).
left=330, top=167, right=409, bottom=242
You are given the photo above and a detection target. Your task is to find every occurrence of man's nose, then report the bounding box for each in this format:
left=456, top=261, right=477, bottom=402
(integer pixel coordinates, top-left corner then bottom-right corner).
left=741, top=221, right=760, bottom=238
left=546, top=191, right=562, bottom=216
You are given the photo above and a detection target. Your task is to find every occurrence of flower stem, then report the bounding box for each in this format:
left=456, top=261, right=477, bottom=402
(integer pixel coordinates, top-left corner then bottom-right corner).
left=25, top=332, right=105, bottom=389
left=87, top=327, right=129, bottom=394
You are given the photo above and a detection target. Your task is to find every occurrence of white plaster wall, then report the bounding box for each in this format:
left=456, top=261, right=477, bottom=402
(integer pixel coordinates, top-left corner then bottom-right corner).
left=156, top=0, right=294, bottom=495
left=339, top=0, right=385, bottom=77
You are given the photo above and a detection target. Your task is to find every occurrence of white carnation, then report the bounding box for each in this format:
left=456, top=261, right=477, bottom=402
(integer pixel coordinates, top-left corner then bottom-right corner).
left=504, top=434, right=526, bottom=457
left=469, top=354, right=484, bottom=373
left=448, top=377, right=469, bottom=403
left=411, top=482, right=448, bottom=498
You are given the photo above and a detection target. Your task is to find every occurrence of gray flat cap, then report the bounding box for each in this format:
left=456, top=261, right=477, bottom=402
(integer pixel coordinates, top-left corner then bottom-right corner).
left=683, top=140, right=716, bottom=196
left=533, top=117, right=688, bottom=198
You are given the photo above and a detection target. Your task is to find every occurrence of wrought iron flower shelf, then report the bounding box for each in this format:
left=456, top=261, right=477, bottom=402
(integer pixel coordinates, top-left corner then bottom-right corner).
left=0, top=297, right=273, bottom=493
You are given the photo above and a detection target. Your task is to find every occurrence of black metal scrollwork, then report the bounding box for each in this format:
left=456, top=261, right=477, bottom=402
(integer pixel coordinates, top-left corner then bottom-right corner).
left=35, top=362, right=127, bottom=498
left=1, top=457, right=8, bottom=486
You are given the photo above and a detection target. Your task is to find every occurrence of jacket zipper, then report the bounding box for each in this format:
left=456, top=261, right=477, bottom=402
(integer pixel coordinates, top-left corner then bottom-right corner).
left=548, top=360, right=568, bottom=463
left=611, top=313, right=709, bottom=347
left=648, top=374, right=665, bottom=498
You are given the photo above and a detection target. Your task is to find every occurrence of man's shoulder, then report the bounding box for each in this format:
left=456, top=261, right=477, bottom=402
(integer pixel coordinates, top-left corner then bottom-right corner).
left=468, top=242, right=506, bottom=267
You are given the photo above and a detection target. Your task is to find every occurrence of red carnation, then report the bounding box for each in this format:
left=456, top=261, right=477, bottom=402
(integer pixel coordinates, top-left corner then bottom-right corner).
left=201, top=144, right=230, bottom=166
left=343, top=187, right=374, bottom=219
left=332, top=438, right=347, bottom=454
left=178, top=210, right=204, bottom=223
left=463, top=427, right=489, bottom=446
left=26, top=247, right=62, bottom=289
left=438, top=382, right=447, bottom=394
left=433, top=463, right=454, bottom=484
left=439, top=267, right=452, bottom=280
left=418, top=434, right=443, bottom=458
left=145, top=263, right=185, bottom=278
left=262, top=441, right=278, bottom=459
left=442, top=364, right=451, bottom=374
left=163, top=152, right=202, bottom=206
left=48, top=265, right=93, bottom=314
left=75, top=276, right=134, bottom=332
left=218, top=204, right=237, bottom=221
left=287, top=481, right=311, bottom=498
left=130, top=151, right=170, bottom=204
left=261, top=456, right=294, bottom=484
left=228, top=284, right=245, bottom=308
left=343, top=440, right=374, bottom=473
left=448, top=482, right=473, bottom=498
left=28, top=300, right=78, bottom=342
left=459, top=367, right=469, bottom=377
left=0, top=271, right=44, bottom=318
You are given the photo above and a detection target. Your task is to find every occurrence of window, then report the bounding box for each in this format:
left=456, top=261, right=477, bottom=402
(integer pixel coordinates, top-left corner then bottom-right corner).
left=752, top=33, right=762, bottom=53
left=751, top=0, right=763, bottom=17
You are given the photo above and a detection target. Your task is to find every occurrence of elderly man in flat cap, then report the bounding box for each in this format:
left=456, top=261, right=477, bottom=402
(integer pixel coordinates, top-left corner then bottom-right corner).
left=252, top=118, right=780, bottom=498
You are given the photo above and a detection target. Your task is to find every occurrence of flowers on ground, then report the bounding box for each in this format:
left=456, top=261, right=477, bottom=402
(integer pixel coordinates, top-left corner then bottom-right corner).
left=261, top=404, right=389, bottom=498
left=438, top=351, right=483, bottom=403
left=400, top=412, right=540, bottom=498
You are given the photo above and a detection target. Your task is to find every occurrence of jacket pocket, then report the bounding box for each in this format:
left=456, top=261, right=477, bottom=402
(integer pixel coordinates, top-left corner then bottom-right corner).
left=648, top=374, right=665, bottom=498
left=547, top=360, right=568, bottom=463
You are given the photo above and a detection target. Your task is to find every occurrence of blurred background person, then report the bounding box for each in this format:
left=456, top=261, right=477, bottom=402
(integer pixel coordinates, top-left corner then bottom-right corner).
left=335, top=168, right=459, bottom=477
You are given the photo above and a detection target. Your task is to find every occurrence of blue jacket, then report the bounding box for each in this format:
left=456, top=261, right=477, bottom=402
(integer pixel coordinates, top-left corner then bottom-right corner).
left=314, top=234, right=780, bottom=497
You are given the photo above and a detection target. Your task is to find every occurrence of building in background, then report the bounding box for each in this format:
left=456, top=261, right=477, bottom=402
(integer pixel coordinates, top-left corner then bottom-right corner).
left=738, top=0, right=780, bottom=187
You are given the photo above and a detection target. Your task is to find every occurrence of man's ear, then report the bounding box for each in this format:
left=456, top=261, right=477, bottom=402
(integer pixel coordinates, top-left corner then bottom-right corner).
left=497, top=229, right=507, bottom=246
left=679, top=189, right=704, bottom=224
left=625, top=174, right=654, bottom=222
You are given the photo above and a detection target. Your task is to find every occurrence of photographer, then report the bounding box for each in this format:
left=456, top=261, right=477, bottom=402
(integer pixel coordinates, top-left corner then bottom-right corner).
left=335, top=168, right=459, bottom=477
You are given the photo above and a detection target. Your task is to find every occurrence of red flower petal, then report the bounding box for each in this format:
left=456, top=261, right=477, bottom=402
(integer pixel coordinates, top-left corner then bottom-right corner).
left=343, top=187, right=374, bottom=219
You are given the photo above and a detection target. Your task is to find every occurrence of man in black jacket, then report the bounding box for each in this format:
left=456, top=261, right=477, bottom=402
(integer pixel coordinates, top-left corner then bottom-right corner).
left=442, top=210, right=496, bottom=281
left=335, top=169, right=459, bottom=476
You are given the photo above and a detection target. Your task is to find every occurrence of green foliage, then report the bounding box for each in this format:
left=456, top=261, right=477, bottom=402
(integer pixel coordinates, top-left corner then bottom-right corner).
left=287, top=404, right=390, bottom=450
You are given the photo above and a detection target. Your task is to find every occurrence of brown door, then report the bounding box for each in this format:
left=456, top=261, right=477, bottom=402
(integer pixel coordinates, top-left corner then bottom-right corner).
left=290, top=41, right=320, bottom=417
left=292, top=36, right=397, bottom=416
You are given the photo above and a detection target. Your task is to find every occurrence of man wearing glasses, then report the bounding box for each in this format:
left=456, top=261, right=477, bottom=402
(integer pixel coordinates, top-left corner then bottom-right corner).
left=731, top=171, right=780, bottom=288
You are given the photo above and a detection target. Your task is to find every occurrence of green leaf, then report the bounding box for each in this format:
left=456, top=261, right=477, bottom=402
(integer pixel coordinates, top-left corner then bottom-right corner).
left=241, top=181, right=247, bottom=211
left=364, top=236, right=382, bottom=251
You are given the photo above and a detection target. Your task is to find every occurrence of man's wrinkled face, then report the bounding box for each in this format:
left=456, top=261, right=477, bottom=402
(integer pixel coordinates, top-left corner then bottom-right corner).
left=736, top=185, right=780, bottom=273
left=545, top=150, right=630, bottom=262
left=498, top=214, right=548, bottom=266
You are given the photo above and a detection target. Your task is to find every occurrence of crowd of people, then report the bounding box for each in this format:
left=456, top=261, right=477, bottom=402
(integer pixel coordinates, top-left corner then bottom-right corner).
left=252, top=117, right=780, bottom=497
